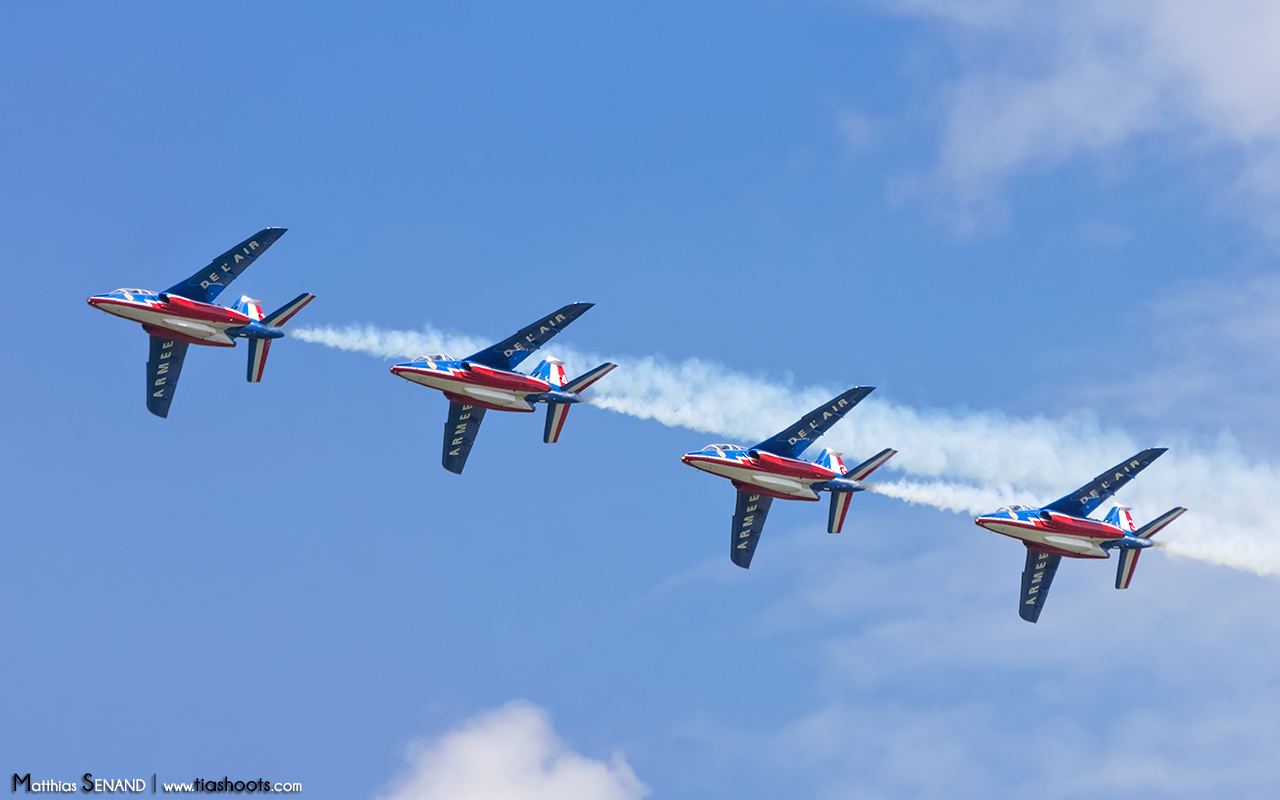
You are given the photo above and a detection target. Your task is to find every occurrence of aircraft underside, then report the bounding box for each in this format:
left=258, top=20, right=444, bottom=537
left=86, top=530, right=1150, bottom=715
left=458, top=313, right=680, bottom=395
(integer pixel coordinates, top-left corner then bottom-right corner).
left=692, top=459, right=822, bottom=500
left=97, top=302, right=240, bottom=346
left=981, top=519, right=1111, bottom=559
left=398, top=371, right=538, bottom=412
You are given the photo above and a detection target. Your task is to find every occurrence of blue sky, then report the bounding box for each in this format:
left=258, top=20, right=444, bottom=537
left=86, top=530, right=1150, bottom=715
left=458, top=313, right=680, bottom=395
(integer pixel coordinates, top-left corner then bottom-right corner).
left=4, top=2, right=1280, bottom=797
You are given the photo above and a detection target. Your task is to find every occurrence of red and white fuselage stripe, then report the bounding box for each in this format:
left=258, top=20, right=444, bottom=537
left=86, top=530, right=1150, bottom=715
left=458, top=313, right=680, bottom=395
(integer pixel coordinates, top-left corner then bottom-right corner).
left=976, top=513, right=1120, bottom=559
left=89, top=295, right=251, bottom=347
left=391, top=363, right=553, bottom=412
left=681, top=452, right=836, bottom=501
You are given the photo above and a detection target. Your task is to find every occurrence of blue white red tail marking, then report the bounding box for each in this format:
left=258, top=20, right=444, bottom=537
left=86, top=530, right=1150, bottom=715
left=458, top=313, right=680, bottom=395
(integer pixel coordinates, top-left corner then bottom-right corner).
left=88, top=228, right=313, bottom=417
left=682, top=388, right=894, bottom=567
left=389, top=304, right=616, bottom=473
left=975, top=450, right=1186, bottom=622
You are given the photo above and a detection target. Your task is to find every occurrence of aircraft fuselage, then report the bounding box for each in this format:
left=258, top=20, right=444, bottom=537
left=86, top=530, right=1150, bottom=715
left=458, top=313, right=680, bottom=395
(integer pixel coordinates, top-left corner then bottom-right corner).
left=680, top=446, right=841, bottom=501
left=390, top=359, right=560, bottom=412
left=974, top=507, right=1132, bottom=559
left=87, top=290, right=257, bottom=347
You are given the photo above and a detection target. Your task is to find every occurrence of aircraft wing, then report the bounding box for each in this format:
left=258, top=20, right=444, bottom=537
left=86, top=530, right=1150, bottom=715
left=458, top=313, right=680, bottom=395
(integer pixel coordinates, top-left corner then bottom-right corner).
left=145, top=335, right=190, bottom=418
left=1019, top=547, right=1062, bottom=623
left=163, top=228, right=288, bottom=303
left=442, top=400, right=487, bottom=474
left=1043, top=448, right=1167, bottom=517
left=730, top=489, right=774, bottom=569
left=463, top=302, right=594, bottom=371
left=750, top=387, right=874, bottom=459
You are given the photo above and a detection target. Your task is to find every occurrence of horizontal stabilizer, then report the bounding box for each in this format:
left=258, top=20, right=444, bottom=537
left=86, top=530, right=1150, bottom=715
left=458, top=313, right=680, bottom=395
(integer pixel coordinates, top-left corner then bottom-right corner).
left=465, top=302, right=594, bottom=371
left=1044, top=448, right=1167, bottom=517
left=828, top=490, right=854, bottom=534
left=1134, top=507, right=1188, bottom=539
left=1115, top=548, right=1142, bottom=590
left=751, top=387, right=874, bottom=460
left=845, top=448, right=897, bottom=481
left=731, top=490, right=774, bottom=569
left=1020, top=547, right=1062, bottom=623
left=442, top=400, right=487, bottom=474
left=563, top=362, right=618, bottom=394
left=146, top=336, right=190, bottom=418
left=544, top=402, right=571, bottom=444
left=246, top=339, right=271, bottom=383
left=163, top=228, right=287, bottom=304
left=261, top=292, right=316, bottom=327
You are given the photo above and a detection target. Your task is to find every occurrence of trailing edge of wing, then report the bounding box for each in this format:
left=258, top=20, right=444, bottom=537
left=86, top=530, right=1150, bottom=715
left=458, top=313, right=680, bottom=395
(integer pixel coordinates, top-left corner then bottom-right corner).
left=442, top=400, right=487, bottom=474
left=1043, top=448, right=1167, bottom=517
left=464, top=303, right=594, bottom=371
left=1019, top=547, right=1061, bottom=623
left=146, top=336, right=190, bottom=418
left=751, top=387, right=874, bottom=460
left=730, top=489, right=774, bottom=569
left=163, top=228, right=288, bottom=304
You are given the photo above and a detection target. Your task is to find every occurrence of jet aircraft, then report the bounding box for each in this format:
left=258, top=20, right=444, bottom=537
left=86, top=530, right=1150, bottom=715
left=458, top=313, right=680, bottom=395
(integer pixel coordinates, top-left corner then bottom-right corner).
left=87, top=228, right=314, bottom=418
left=389, top=302, right=617, bottom=474
left=974, top=447, right=1187, bottom=623
left=680, top=387, right=897, bottom=568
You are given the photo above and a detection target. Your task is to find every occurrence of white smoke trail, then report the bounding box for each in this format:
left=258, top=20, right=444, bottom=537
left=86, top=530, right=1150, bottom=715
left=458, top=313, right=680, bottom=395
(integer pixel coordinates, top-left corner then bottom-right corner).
left=292, top=324, right=1280, bottom=576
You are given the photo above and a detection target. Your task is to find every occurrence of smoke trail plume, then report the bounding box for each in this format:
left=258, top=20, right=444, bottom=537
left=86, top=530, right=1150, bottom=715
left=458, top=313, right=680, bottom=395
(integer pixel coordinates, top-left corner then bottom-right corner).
left=293, top=323, right=1280, bottom=576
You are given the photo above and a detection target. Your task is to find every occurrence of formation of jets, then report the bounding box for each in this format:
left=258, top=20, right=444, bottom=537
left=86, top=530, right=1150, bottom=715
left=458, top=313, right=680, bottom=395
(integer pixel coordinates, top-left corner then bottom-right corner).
left=87, top=227, right=1188, bottom=624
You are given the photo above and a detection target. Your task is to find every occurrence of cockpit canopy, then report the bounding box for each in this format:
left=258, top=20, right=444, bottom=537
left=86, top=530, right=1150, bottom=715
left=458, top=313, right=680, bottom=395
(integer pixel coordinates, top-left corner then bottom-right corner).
left=704, top=443, right=743, bottom=453
left=412, top=354, right=454, bottom=363
left=109, top=288, right=149, bottom=300
left=996, top=504, right=1031, bottom=513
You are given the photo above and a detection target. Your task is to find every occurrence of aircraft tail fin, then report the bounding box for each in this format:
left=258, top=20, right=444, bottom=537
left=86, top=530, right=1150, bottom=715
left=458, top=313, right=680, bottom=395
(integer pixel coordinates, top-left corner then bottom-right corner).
left=232, top=295, right=265, bottom=321
left=1115, top=507, right=1187, bottom=590
left=530, top=358, right=568, bottom=387
left=818, top=448, right=895, bottom=533
left=541, top=363, right=617, bottom=444
left=814, top=448, right=847, bottom=475
left=246, top=293, right=315, bottom=383
left=1103, top=505, right=1137, bottom=532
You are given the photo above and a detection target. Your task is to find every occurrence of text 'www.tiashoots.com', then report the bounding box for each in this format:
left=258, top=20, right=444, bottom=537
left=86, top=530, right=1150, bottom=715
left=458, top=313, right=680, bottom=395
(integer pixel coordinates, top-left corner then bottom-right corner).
left=12, top=774, right=302, bottom=793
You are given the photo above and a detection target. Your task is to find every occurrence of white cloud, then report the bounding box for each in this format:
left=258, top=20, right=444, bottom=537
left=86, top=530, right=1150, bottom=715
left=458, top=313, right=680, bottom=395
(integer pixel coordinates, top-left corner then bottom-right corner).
left=882, top=0, right=1280, bottom=230
left=375, top=702, right=648, bottom=800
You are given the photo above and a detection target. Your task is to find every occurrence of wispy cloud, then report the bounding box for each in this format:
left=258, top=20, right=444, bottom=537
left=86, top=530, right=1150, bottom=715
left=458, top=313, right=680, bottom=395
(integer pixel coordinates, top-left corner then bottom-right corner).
left=881, top=0, right=1280, bottom=231
left=374, top=702, right=647, bottom=800
left=293, top=322, right=1280, bottom=576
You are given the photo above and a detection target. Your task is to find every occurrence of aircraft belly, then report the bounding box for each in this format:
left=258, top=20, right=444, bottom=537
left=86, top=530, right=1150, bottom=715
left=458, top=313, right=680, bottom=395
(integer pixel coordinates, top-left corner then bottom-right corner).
left=697, top=462, right=816, bottom=498
left=984, top=521, right=1108, bottom=558
left=460, top=384, right=532, bottom=409
left=106, top=304, right=235, bottom=343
